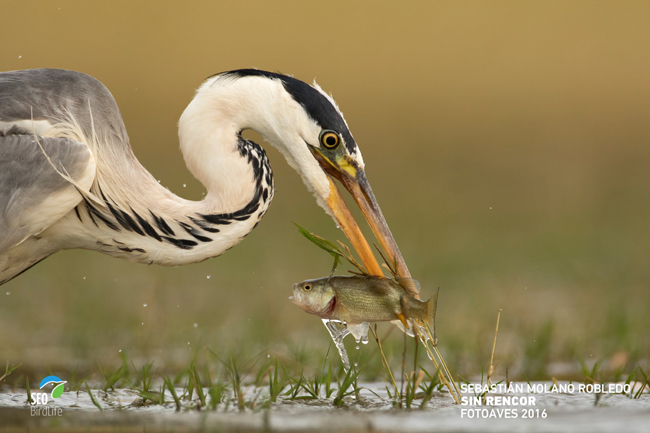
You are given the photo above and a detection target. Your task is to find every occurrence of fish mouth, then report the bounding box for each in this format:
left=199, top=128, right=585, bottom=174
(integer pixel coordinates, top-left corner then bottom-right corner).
left=289, top=286, right=300, bottom=305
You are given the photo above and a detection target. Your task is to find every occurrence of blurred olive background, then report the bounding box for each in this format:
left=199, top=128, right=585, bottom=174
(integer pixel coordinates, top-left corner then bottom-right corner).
left=1, top=1, right=649, bottom=379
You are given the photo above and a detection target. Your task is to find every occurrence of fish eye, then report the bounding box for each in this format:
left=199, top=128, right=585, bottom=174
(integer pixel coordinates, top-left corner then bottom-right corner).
left=320, top=130, right=340, bottom=149
left=304, top=284, right=312, bottom=291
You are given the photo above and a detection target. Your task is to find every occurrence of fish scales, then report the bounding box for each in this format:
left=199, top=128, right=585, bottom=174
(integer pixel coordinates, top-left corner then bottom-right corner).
left=291, top=275, right=434, bottom=326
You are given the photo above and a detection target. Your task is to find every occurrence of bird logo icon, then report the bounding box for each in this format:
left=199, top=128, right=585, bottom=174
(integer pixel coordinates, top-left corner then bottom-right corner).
left=39, top=376, right=66, bottom=399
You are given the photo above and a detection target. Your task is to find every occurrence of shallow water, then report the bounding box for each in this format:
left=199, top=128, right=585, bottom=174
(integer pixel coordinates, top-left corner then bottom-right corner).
left=2, top=381, right=649, bottom=432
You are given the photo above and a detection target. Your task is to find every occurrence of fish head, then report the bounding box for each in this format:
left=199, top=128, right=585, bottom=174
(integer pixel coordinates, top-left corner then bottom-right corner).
left=290, top=278, right=337, bottom=318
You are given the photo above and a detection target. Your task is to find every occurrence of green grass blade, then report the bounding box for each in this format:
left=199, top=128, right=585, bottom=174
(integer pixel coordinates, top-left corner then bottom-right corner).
left=85, top=383, right=103, bottom=411
left=191, top=363, right=206, bottom=407
left=294, top=222, right=367, bottom=275
left=164, top=376, right=181, bottom=411
left=208, top=382, right=226, bottom=410
left=25, top=377, right=33, bottom=405
left=333, top=368, right=362, bottom=406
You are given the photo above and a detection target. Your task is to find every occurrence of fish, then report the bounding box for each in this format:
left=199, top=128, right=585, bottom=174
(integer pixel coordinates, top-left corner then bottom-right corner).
left=290, top=275, right=436, bottom=331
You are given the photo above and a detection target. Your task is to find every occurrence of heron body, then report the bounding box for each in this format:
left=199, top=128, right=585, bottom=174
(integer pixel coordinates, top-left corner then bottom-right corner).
left=0, top=68, right=411, bottom=287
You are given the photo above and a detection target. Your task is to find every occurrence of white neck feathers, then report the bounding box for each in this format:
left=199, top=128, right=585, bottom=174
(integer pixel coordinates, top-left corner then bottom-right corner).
left=179, top=75, right=331, bottom=215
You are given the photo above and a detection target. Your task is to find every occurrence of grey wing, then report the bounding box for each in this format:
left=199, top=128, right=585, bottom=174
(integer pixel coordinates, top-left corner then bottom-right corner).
left=0, top=68, right=130, bottom=146
left=0, top=134, right=96, bottom=254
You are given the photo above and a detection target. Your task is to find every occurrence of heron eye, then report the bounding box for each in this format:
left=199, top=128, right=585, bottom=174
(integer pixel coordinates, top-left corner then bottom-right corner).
left=304, top=284, right=312, bottom=291
left=320, top=131, right=340, bottom=149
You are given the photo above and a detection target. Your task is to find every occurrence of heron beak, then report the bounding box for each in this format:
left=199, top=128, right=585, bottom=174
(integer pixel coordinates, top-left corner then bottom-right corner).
left=340, top=170, right=412, bottom=280
left=311, top=147, right=412, bottom=284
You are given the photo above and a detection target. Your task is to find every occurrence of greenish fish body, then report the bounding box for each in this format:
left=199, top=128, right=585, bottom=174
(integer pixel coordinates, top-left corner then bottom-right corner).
left=291, top=275, right=435, bottom=327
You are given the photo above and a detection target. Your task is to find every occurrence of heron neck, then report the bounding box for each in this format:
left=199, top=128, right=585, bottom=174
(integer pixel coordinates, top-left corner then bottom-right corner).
left=177, top=74, right=323, bottom=215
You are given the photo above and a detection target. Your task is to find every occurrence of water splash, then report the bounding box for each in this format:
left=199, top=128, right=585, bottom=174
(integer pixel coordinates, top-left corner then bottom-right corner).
left=322, top=318, right=433, bottom=369
left=322, top=319, right=350, bottom=370
left=321, top=321, right=374, bottom=370
left=320, top=318, right=432, bottom=370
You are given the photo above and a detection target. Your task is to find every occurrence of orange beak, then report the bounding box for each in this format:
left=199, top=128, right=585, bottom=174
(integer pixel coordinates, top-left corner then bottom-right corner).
left=312, top=147, right=415, bottom=296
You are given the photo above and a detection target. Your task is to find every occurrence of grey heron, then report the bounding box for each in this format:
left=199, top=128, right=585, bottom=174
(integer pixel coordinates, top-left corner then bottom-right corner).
left=0, top=68, right=411, bottom=286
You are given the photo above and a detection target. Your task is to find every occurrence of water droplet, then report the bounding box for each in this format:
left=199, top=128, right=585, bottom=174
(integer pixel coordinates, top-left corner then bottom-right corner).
left=141, top=322, right=144, bottom=325
left=83, top=277, right=86, bottom=280
left=336, top=225, right=340, bottom=229
left=355, top=345, right=359, bottom=350
left=119, top=349, right=122, bottom=352
left=207, top=275, right=211, bottom=279
left=361, top=335, right=369, bottom=345
left=490, top=207, right=492, bottom=209
left=6, top=292, right=10, bottom=295
left=347, top=322, right=369, bottom=345
left=193, top=323, right=198, bottom=328
left=183, top=184, right=186, bottom=187
left=354, top=362, right=358, bottom=367
left=143, top=303, right=147, bottom=307
left=158, top=180, right=161, bottom=183
left=177, top=305, right=180, bottom=308
left=18, top=55, right=22, bottom=59
left=267, top=354, right=270, bottom=358
left=188, top=342, right=190, bottom=345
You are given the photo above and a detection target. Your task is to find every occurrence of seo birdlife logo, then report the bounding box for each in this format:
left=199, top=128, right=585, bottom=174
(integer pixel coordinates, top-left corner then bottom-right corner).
left=32, top=376, right=66, bottom=405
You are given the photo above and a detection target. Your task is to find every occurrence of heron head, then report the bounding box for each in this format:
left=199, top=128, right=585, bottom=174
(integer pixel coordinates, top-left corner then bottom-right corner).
left=200, top=70, right=410, bottom=278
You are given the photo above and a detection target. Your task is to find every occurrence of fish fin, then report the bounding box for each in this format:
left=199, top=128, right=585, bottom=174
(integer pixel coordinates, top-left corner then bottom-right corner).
left=424, top=288, right=440, bottom=339
left=395, top=278, right=421, bottom=295
left=391, top=319, right=415, bottom=337
left=395, top=313, right=410, bottom=329
left=399, top=294, right=411, bottom=320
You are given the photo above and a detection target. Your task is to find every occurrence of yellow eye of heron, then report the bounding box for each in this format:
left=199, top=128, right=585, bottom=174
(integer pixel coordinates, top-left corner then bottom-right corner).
left=304, top=284, right=312, bottom=291
left=320, top=131, right=340, bottom=149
